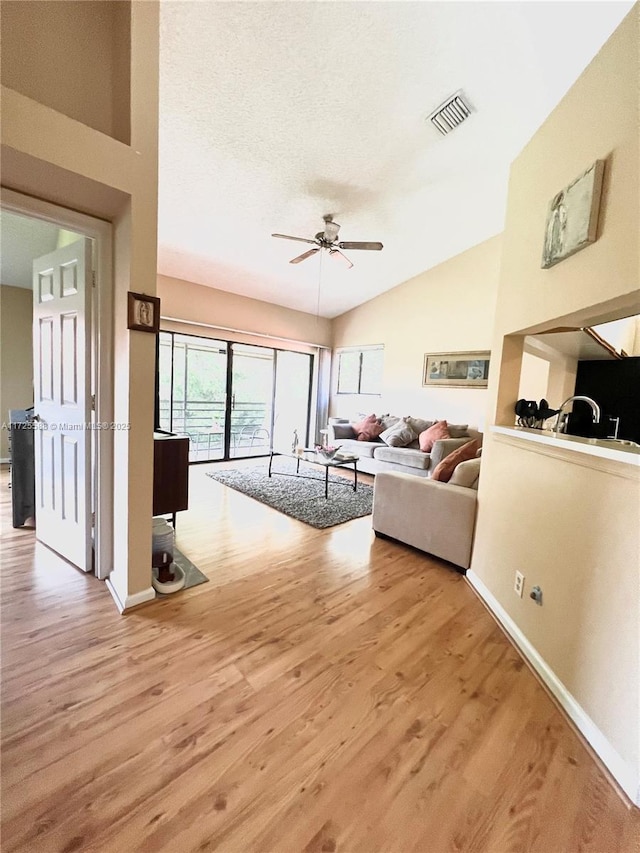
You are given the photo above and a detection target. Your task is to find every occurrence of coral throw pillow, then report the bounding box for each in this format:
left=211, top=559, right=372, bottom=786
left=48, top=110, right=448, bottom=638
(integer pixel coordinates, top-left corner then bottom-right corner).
left=418, top=420, right=450, bottom=453
left=351, top=413, right=384, bottom=442
left=431, top=439, right=479, bottom=482
left=352, top=414, right=376, bottom=435
left=357, top=421, right=385, bottom=441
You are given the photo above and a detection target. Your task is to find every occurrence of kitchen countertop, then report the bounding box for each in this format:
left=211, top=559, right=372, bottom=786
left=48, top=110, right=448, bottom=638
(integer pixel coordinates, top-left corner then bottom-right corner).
left=491, top=425, right=640, bottom=467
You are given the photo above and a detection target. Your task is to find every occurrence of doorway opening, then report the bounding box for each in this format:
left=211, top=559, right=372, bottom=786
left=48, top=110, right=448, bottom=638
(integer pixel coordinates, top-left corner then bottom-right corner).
left=1, top=191, right=113, bottom=580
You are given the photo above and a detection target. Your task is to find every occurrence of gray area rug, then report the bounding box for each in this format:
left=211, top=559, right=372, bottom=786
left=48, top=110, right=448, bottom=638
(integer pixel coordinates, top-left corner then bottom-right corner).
left=154, top=547, right=209, bottom=596
left=207, top=458, right=373, bottom=528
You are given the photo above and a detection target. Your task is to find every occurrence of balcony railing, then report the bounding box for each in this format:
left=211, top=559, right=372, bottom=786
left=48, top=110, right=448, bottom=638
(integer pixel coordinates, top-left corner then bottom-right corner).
left=158, top=399, right=271, bottom=460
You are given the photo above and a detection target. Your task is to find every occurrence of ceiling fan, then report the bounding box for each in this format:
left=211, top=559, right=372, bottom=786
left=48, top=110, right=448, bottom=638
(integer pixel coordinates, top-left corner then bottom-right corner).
left=272, top=215, right=383, bottom=269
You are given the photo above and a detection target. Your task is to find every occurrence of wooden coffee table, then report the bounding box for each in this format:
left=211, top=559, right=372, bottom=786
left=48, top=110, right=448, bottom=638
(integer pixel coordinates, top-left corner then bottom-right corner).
left=268, top=448, right=359, bottom=499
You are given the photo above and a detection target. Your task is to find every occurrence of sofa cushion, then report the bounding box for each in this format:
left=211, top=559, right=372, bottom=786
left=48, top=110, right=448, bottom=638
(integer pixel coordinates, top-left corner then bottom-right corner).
left=373, top=445, right=432, bottom=471
left=418, top=420, right=450, bottom=452
left=406, top=416, right=435, bottom=435
left=449, top=457, right=481, bottom=489
left=431, top=439, right=479, bottom=482
left=336, top=438, right=379, bottom=458
left=380, top=417, right=417, bottom=447
left=448, top=423, right=470, bottom=438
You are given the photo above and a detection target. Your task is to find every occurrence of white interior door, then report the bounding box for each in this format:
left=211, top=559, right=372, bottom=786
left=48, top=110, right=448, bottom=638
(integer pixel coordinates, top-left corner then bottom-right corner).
left=32, top=239, right=92, bottom=572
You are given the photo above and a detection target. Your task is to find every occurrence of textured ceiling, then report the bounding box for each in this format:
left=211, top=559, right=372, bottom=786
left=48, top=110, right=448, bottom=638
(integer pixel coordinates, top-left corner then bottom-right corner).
left=0, top=211, right=59, bottom=289
left=158, top=1, right=632, bottom=319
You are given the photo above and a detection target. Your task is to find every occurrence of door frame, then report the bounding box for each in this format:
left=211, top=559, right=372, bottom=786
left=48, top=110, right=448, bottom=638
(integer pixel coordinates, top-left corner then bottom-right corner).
left=1, top=188, right=114, bottom=580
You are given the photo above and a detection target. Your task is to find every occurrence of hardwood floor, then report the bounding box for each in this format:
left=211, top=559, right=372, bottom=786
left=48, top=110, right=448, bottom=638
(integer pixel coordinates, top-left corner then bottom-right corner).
left=1, top=463, right=638, bottom=852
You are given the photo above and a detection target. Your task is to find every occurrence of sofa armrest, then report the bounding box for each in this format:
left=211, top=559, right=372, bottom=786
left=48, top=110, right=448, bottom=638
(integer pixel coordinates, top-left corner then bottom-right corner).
left=372, top=471, right=477, bottom=569
left=328, top=423, right=357, bottom=442
left=429, top=437, right=474, bottom=469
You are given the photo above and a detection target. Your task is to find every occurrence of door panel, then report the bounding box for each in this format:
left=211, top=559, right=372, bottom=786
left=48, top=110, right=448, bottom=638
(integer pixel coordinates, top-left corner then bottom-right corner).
left=230, top=344, right=274, bottom=458
left=33, top=239, right=92, bottom=572
left=159, top=333, right=229, bottom=462
left=272, top=351, right=313, bottom=450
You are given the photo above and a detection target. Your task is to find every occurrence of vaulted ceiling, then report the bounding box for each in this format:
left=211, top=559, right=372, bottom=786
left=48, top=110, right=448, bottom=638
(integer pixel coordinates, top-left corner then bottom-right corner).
left=157, top=1, right=632, bottom=318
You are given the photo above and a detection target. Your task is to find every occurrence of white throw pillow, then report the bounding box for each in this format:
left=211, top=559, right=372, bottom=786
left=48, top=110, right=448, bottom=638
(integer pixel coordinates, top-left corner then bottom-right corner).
left=378, top=414, right=400, bottom=431
left=449, top=457, right=481, bottom=489
left=380, top=417, right=417, bottom=447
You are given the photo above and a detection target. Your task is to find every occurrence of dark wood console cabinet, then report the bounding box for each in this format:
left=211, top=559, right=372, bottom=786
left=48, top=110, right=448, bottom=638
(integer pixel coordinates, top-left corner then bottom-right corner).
left=153, top=432, right=189, bottom=526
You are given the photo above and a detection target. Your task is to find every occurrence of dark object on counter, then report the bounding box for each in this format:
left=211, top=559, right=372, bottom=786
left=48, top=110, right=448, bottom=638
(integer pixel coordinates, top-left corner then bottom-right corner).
left=9, top=409, right=36, bottom=528
left=536, top=399, right=560, bottom=421
left=514, top=398, right=559, bottom=429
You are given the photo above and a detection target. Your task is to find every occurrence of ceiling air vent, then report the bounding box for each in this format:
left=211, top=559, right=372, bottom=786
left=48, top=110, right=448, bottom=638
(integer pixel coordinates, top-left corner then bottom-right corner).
left=428, top=90, right=472, bottom=136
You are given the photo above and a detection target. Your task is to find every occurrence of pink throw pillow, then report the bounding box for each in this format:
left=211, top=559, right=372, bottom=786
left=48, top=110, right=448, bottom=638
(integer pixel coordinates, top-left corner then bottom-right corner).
left=352, top=414, right=377, bottom=435
left=357, top=421, right=385, bottom=441
left=418, top=420, right=450, bottom=452
left=431, top=440, right=479, bottom=482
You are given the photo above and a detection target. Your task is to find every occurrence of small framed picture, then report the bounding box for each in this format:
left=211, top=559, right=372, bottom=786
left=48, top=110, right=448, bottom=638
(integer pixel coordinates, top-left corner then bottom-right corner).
left=127, top=292, right=160, bottom=333
left=423, top=351, right=490, bottom=388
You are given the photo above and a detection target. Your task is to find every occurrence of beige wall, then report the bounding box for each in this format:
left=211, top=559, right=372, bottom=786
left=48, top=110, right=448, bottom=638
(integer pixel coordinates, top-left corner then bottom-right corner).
left=472, top=7, right=640, bottom=802
left=2, top=1, right=159, bottom=610
left=158, top=275, right=332, bottom=351
left=331, top=235, right=501, bottom=428
left=1, top=0, right=131, bottom=143
left=0, top=286, right=33, bottom=460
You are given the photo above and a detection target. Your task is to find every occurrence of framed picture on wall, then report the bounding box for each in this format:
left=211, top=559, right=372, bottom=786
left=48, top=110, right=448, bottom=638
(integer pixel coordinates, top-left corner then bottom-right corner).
left=541, top=159, right=605, bottom=269
left=127, top=292, right=160, bottom=333
left=423, top=351, right=490, bottom=388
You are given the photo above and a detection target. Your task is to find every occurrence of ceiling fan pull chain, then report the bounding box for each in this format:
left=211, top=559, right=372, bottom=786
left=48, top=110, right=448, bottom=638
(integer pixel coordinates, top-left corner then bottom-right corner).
left=316, top=248, right=323, bottom=319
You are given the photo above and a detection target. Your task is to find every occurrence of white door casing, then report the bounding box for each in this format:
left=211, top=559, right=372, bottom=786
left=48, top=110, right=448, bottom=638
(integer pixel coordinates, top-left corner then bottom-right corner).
left=33, top=239, right=92, bottom=572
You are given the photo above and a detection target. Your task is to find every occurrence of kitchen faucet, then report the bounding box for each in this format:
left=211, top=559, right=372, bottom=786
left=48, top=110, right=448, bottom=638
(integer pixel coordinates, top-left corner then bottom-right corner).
left=553, top=395, right=601, bottom=435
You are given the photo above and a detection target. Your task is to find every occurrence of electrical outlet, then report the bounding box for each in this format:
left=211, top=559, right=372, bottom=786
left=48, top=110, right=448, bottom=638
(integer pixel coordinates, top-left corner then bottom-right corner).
left=514, top=571, right=525, bottom=598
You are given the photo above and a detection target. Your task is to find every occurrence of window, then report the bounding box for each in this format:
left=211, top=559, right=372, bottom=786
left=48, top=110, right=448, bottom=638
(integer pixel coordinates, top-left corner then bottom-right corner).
left=157, top=330, right=314, bottom=462
left=336, top=346, right=383, bottom=394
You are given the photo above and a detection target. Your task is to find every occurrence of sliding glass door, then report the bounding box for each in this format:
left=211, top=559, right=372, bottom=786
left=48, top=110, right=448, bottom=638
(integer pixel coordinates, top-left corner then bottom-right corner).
left=158, top=332, right=228, bottom=462
left=230, top=344, right=274, bottom=458
left=272, top=351, right=314, bottom=451
left=158, top=331, right=313, bottom=463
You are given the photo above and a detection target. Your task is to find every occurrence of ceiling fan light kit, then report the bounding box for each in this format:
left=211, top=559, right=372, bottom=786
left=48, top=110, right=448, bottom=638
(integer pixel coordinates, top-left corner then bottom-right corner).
left=271, top=216, right=383, bottom=268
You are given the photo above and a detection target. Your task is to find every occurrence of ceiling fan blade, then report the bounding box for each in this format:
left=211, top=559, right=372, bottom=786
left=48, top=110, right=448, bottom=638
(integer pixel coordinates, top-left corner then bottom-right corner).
left=329, top=249, right=353, bottom=269
left=337, top=241, right=383, bottom=251
left=272, top=233, right=318, bottom=245
left=290, top=247, right=320, bottom=264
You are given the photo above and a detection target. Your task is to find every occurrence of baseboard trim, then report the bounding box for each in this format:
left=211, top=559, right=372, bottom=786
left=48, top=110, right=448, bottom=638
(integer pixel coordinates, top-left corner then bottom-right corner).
left=466, top=569, right=639, bottom=808
left=106, top=579, right=156, bottom=614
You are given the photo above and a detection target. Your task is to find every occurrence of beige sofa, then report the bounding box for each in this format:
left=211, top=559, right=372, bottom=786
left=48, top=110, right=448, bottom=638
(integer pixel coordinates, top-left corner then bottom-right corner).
left=327, top=417, right=482, bottom=478
left=372, top=456, right=481, bottom=571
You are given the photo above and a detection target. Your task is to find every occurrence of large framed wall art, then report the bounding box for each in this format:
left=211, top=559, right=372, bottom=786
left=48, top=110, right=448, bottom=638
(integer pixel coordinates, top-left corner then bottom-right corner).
left=423, top=351, right=490, bottom=388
